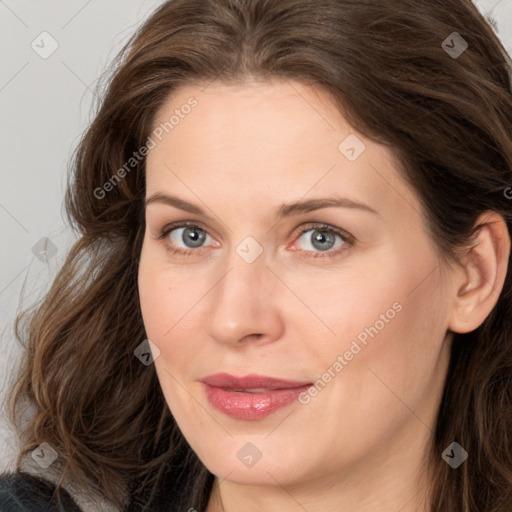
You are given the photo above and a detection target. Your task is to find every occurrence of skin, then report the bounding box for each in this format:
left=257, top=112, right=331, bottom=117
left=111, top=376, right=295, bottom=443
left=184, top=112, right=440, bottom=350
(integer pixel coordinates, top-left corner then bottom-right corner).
left=137, top=78, right=510, bottom=512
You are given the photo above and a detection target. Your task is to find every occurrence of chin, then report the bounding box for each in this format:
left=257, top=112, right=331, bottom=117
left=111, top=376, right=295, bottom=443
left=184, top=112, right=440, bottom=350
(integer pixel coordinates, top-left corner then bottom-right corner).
left=193, top=435, right=310, bottom=485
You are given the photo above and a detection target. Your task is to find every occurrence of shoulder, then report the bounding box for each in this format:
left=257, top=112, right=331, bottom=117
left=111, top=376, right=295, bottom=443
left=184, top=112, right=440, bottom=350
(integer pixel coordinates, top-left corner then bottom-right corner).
left=0, top=471, right=83, bottom=511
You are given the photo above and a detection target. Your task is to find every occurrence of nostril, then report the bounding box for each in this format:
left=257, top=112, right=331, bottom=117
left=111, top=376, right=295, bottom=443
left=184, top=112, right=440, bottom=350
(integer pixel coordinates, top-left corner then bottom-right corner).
left=240, top=333, right=264, bottom=342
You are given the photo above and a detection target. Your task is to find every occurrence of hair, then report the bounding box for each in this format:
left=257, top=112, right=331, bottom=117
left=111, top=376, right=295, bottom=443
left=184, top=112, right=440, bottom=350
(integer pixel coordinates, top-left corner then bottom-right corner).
left=4, top=0, right=512, bottom=510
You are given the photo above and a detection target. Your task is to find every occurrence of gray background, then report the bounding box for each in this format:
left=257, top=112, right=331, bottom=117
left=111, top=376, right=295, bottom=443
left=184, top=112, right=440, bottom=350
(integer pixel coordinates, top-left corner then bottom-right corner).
left=1, top=0, right=511, bottom=471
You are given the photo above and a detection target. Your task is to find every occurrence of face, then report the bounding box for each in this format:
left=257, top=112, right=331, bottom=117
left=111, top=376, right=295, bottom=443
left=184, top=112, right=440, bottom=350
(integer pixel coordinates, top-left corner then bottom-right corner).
left=138, top=79, right=453, bottom=493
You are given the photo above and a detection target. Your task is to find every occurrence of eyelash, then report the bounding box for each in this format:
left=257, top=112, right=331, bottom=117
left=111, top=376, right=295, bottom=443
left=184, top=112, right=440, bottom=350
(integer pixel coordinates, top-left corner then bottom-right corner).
left=154, top=221, right=354, bottom=259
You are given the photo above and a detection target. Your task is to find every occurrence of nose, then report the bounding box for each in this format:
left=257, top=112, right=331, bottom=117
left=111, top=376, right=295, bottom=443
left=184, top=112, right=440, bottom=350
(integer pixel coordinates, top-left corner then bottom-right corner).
left=205, top=244, right=284, bottom=347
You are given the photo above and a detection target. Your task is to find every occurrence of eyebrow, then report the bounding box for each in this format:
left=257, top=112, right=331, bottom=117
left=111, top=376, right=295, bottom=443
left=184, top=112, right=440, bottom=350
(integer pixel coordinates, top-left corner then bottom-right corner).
left=145, top=192, right=379, bottom=219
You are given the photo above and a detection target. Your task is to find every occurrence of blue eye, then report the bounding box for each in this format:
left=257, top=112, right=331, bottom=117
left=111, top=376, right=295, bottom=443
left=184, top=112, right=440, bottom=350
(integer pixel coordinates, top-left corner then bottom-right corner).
left=292, top=224, right=351, bottom=259
left=169, top=225, right=209, bottom=249
left=157, top=222, right=214, bottom=255
left=296, top=228, right=343, bottom=252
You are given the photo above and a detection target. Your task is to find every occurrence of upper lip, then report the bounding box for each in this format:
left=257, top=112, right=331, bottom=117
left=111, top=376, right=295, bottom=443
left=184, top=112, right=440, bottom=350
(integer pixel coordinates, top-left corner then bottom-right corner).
left=201, top=373, right=312, bottom=390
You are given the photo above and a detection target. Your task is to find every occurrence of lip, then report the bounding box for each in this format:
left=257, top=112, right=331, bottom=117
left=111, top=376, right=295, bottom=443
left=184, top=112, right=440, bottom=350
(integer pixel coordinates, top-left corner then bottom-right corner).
left=201, top=373, right=313, bottom=420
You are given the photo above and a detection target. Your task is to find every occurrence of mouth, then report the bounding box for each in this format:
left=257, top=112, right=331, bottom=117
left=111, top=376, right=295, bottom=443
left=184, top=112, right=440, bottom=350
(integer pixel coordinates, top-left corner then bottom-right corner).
left=201, top=373, right=313, bottom=420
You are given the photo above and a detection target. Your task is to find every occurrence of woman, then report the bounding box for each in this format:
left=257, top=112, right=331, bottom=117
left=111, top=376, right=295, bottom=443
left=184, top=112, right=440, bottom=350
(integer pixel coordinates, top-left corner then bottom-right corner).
left=1, top=0, right=511, bottom=510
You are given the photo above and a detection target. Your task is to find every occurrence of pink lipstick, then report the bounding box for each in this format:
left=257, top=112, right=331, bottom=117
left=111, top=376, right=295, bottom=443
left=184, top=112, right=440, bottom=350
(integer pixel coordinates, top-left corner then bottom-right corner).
left=201, top=373, right=312, bottom=420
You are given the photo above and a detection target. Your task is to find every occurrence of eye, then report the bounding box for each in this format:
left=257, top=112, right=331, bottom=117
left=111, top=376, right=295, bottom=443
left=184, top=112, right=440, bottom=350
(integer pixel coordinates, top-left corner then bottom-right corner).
left=155, top=221, right=217, bottom=256
left=169, top=226, right=209, bottom=248
left=291, top=223, right=353, bottom=259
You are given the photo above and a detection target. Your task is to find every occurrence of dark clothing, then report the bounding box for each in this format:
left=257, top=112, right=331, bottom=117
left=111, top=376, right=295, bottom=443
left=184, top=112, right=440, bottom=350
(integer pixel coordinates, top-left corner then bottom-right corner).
left=0, top=469, right=207, bottom=512
left=1, top=453, right=212, bottom=511
left=0, top=472, right=82, bottom=511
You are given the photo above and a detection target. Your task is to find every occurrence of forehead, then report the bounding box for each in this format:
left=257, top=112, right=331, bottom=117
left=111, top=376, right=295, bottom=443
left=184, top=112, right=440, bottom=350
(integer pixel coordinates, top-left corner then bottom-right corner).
left=149, top=78, right=344, bottom=165
left=145, top=79, right=419, bottom=224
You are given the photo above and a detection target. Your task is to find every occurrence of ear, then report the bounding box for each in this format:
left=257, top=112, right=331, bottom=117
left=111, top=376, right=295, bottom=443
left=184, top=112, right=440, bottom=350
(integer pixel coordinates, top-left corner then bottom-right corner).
left=448, top=211, right=510, bottom=334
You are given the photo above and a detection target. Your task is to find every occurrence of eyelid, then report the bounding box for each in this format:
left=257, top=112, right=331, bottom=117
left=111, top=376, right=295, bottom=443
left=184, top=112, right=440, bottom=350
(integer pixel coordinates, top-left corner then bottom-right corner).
left=290, top=222, right=354, bottom=246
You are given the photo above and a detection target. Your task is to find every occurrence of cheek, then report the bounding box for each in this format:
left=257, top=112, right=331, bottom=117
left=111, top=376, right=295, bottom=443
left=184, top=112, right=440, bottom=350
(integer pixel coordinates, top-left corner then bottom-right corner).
left=290, top=271, right=404, bottom=368
left=305, top=252, right=449, bottom=407
left=138, top=243, right=190, bottom=341
left=138, top=252, right=204, bottom=426
left=137, top=245, right=208, bottom=379
left=331, top=265, right=449, bottom=421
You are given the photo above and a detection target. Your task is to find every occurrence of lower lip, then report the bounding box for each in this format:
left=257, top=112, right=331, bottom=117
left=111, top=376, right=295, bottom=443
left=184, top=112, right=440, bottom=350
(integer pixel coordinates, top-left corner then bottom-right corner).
left=203, top=384, right=312, bottom=420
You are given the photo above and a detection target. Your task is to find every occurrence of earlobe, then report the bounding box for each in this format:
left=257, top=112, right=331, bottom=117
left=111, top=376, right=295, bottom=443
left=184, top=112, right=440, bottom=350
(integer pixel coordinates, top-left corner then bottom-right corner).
left=448, top=212, right=510, bottom=334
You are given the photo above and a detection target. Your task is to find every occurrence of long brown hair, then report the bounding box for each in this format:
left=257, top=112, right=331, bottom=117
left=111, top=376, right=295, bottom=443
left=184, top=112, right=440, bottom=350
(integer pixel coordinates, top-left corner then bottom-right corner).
left=4, top=0, right=512, bottom=510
